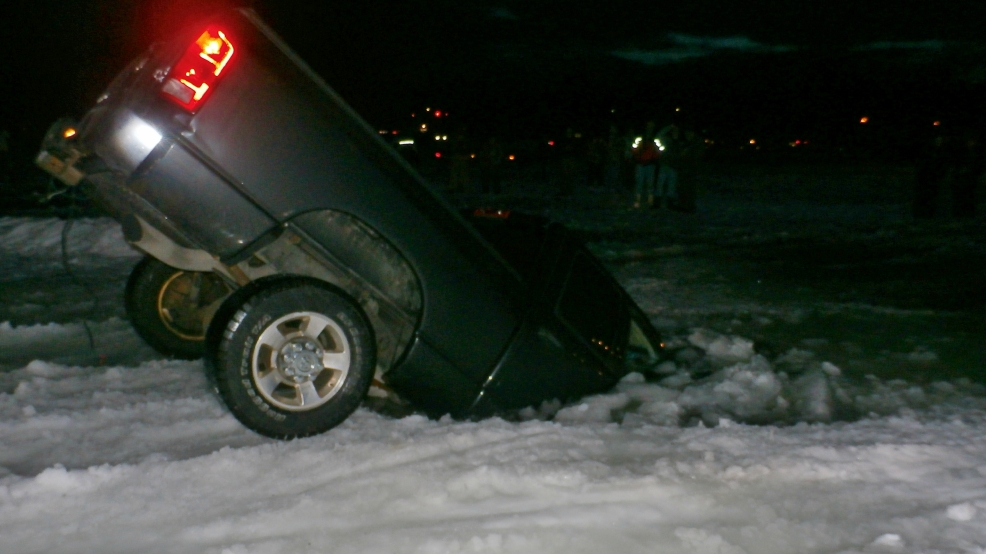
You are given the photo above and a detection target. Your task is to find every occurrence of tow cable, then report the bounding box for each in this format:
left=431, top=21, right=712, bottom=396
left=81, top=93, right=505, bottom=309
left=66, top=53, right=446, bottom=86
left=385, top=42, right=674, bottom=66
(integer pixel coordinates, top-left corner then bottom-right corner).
left=48, top=176, right=98, bottom=353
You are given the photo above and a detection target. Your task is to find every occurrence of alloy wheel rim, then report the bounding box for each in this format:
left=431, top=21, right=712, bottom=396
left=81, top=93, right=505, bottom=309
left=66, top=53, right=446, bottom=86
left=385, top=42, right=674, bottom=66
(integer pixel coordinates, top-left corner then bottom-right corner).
left=251, top=311, right=351, bottom=411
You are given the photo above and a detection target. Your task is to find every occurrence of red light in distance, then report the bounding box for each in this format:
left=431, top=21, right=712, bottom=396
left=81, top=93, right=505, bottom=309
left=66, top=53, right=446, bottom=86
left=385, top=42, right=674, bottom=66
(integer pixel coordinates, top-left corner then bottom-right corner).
left=473, top=208, right=511, bottom=219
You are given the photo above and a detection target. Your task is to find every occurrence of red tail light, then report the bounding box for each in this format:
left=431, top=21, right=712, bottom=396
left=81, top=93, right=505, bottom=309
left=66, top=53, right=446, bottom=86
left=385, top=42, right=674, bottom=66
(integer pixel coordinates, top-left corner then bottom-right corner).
left=161, top=27, right=234, bottom=112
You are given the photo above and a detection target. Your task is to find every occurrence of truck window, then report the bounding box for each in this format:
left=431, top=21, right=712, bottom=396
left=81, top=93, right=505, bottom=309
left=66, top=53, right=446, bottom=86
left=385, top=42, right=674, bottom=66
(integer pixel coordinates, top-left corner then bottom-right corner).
left=556, top=252, right=627, bottom=354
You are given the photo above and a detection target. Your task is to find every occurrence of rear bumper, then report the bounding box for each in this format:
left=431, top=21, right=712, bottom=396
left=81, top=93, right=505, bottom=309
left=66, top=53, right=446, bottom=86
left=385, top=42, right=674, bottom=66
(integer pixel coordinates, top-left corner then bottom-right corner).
left=35, top=119, right=86, bottom=186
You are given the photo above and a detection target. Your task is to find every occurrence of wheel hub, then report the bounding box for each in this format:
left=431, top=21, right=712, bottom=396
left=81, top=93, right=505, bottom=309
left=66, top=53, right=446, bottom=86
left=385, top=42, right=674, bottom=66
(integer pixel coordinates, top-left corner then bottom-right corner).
left=278, top=340, right=324, bottom=382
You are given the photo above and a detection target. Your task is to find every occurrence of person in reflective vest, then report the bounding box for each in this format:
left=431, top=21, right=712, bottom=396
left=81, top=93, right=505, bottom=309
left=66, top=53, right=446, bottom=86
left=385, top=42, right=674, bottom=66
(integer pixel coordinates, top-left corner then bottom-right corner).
left=631, top=126, right=661, bottom=208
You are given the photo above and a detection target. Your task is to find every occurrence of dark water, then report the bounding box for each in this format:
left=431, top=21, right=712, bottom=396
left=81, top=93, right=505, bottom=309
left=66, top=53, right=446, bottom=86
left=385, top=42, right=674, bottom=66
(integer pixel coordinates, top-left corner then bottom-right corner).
left=716, top=222, right=986, bottom=382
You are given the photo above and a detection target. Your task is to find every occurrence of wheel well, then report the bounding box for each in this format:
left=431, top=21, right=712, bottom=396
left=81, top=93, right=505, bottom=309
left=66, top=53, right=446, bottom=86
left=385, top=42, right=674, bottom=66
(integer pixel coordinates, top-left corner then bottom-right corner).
left=205, top=274, right=376, bottom=364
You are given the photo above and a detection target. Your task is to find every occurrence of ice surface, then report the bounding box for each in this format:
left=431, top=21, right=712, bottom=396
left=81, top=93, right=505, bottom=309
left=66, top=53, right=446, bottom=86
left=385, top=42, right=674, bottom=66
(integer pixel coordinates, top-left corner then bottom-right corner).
left=1, top=189, right=985, bottom=553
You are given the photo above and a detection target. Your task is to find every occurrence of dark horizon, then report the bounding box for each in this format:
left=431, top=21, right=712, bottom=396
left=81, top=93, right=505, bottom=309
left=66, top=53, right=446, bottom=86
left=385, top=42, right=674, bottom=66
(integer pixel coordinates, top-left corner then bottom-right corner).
left=2, top=0, right=984, bottom=181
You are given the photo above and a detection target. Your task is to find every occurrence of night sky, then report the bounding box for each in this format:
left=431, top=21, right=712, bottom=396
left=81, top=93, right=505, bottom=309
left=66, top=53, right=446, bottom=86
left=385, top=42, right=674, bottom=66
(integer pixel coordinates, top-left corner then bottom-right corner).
left=2, top=0, right=984, bottom=166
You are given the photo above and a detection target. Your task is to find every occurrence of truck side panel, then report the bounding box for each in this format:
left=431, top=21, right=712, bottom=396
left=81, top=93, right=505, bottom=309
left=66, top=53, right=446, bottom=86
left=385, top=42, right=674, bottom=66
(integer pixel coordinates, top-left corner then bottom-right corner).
left=180, top=12, right=526, bottom=388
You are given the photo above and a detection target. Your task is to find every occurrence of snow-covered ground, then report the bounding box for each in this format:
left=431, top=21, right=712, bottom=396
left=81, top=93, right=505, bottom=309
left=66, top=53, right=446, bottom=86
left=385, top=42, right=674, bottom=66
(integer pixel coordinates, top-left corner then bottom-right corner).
left=1, top=173, right=985, bottom=554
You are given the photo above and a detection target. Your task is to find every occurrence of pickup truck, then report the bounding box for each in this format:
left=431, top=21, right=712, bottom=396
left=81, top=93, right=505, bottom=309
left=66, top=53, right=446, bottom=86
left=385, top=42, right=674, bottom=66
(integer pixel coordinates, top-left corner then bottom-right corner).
left=36, top=8, right=664, bottom=438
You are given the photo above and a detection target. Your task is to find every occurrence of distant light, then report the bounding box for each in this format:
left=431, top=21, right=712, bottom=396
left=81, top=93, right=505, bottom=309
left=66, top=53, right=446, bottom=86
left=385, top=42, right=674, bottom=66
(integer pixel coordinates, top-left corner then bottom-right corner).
left=435, top=135, right=441, bottom=141
left=749, top=139, right=756, bottom=145
left=398, top=139, right=415, bottom=145
left=675, top=107, right=681, bottom=112
left=442, top=135, right=448, bottom=141
left=411, top=113, right=416, bottom=118
left=573, top=133, right=582, bottom=139
left=434, top=110, right=442, bottom=118
left=548, top=140, right=555, bottom=146
left=425, top=107, right=431, bottom=112
left=62, top=128, right=77, bottom=139
left=470, top=153, right=476, bottom=159
left=508, top=155, right=516, bottom=160
left=933, top=120, right=941, bottom=126
left=435, top=152, right=441, bottom=158
left=610, top=108, right=616, bottom=113
left=420, top=124, right=428, bottom=132
left=378, top=130, right=388, bottom=135
left=392, top=130, right=399, bottom=135
left=860, top=116, right=869, bottom=124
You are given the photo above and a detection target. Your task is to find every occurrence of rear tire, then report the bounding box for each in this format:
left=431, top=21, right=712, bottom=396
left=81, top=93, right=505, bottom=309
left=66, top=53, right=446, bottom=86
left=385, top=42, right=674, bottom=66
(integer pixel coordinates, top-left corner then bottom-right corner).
left=207, top=279, right=376, bottom=439
left=125, top=257, right=232, bottom=359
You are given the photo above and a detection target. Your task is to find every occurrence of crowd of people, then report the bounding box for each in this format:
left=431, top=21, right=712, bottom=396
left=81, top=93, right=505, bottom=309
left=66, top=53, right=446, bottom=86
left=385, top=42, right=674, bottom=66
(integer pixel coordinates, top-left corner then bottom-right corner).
left=424, top=120, right=983, bottom=220
left=416, top=118, right=708, bottom=213
left=626, top=121, right=704, bottom=212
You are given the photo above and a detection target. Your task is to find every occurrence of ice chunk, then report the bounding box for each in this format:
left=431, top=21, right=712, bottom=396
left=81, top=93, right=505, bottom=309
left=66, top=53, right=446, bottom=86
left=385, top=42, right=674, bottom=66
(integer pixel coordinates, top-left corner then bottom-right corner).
left=655, top=360, right=678, bottom=374
left=675, top=527, right=748, bottom=554
left=619, top=372, right=646, bottom=384
left=821, top=361, right=842, bottom=377
left=871, top=533, right=904, bottom=549
left=554, top=393, right=630, bottom=423
left=906, top=347, right=939, bottom=364
left=947, top=502, right=976, bottom=521
left=688, top=329, right=755, bottom=363
left=660, top=372, right=693, bottom=389
left=789, top=369, right=834, bottom=423
left=776, top=348, right=815, bottom=368
left=678, top=355, right=785, bottom=422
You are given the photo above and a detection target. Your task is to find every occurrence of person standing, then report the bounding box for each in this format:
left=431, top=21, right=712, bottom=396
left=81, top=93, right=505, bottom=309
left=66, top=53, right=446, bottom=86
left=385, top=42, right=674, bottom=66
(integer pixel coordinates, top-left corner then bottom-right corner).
left=656, top=123, right=681, bottom=209
left=673, top=128, right=704, bottom=213
left=631, top=125, right=660, bottom=208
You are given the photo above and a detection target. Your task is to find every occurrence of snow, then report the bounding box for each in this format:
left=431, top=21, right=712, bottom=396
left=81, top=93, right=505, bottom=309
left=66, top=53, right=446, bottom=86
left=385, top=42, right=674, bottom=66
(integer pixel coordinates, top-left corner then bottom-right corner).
left=1, top=184, right=985, bottom=553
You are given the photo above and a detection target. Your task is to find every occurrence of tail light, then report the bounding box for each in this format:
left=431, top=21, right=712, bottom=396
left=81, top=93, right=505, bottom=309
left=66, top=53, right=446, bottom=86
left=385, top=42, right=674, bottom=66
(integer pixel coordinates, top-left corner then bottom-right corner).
left=161, top=27, right=234, bottom=112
